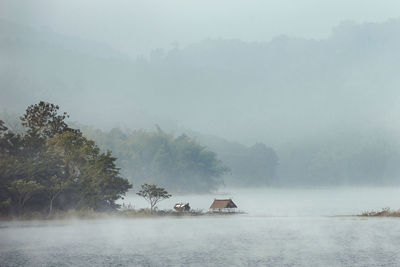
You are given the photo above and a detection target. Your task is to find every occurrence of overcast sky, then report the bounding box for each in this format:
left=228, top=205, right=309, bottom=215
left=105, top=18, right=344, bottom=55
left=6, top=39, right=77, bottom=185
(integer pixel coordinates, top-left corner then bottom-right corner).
left=2, top=0, right=400, bottom=57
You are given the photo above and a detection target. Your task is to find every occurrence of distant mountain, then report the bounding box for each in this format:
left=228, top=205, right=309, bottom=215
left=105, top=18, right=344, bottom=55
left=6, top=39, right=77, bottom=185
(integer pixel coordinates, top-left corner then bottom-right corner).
left=2, top=18, right=400, bottom=143
left=185, top=131, right=278, bottom=186
left=277, top=129, right=400, bottom=186
left=0, top=19, right=162, bottom=129
left=0, top=19, right=128, bottom=60
left=78, top=125, right=278, bottom=190
left=3, top=18, right=400, bottom=186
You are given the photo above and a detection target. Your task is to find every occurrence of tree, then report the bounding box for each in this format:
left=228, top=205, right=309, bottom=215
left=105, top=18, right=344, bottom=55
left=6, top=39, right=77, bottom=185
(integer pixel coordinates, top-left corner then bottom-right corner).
left=47, top=175, right=71, bottom=215
left=8, top=180, right=43, bottom=214
left=20, top=101, right=80, bottom=158
left=0, top=102, right=132, bottom=216
left=44, top=132, right=88, bottom=214
left=137, top=183, right=171, bottom=212
left=45, top=131, right=132, bottom=211
left=0, top=120, right=6, bottom=132
left=0, top=120, right=29, bottom=214
left=78, top=150, right=132, bottom=210
left=20, top=101, right=79, bottom=140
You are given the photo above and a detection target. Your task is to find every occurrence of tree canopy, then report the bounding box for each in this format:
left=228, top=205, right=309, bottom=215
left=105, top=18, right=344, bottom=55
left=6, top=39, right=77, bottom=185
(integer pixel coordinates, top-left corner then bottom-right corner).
left=137, top=183, right=171, bottom=211
left=0, top=102, right=132, bottom=216
left=81, top=126, right=229, bottom=193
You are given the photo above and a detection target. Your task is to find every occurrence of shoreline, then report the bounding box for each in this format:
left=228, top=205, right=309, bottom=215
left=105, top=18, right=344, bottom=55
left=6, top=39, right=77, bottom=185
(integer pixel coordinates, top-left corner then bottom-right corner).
left=2, top=208, right=400, bottom=222
left=0, top=209, right=246, bottom=222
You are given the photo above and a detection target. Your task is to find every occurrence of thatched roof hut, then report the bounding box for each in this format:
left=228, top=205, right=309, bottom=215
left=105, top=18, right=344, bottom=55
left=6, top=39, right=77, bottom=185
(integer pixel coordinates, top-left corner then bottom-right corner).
left=209, top=199, right=237, bottom=211
left=174, top=203, right=190, bottom=212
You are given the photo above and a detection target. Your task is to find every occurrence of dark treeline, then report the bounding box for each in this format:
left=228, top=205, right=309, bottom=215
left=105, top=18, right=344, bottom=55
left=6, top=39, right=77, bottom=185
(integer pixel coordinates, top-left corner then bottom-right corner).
left=80, top=126, right=279, bottom=191
left=0, top=102, right=131, bottom=216
left=80, top=126, right=229, bottom=193
left=3, top=102, right=400, bottom=201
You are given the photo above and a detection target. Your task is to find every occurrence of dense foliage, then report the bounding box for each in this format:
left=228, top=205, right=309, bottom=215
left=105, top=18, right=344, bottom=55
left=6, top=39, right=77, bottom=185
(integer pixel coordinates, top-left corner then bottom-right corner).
left=0, top=102, right=131, bottom=216
left=81, top=126, right=229, bottom=193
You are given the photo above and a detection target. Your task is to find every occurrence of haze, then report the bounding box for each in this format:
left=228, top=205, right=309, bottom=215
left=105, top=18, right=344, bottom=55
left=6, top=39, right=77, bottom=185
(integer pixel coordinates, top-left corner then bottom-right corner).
left=2, top=1, right=400, bottom=185
left=3, top=2, right=400, bottom=266
left=2, top=0, right=400, bottom=57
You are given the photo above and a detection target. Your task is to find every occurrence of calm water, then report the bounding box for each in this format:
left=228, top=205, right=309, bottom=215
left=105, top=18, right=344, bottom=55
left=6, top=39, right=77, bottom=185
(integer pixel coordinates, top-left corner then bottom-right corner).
left=1, top=187, right=400, bottom=266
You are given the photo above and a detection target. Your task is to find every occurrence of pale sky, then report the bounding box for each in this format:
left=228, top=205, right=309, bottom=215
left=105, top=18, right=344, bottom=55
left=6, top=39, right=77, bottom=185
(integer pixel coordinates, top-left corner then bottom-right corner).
left=1, top=0, right=400, bottom=57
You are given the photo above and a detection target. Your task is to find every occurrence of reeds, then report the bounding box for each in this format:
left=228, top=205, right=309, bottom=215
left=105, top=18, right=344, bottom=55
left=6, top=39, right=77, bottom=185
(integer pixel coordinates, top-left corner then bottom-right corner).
left=360, top=207, right=400, bottom=217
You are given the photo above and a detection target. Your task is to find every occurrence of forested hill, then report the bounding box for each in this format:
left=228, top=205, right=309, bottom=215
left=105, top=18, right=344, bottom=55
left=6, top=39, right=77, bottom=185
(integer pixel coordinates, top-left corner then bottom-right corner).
left=3, top=107, right=400, bottom=188
left=79, top=125, right=279, bottom=192
left=2, top=18, right=400, bottom=143
left=3, top=18, right=400, bottom=187
left=0, top=104, right=277, bottom=210
left=185, top=132, right=278, bottom=187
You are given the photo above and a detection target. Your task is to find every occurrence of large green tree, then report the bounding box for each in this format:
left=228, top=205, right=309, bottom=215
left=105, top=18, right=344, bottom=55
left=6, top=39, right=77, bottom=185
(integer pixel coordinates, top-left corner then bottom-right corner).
left=8, top=180, right=43, bottom=214
left=0, top=102, right=132, bottom=216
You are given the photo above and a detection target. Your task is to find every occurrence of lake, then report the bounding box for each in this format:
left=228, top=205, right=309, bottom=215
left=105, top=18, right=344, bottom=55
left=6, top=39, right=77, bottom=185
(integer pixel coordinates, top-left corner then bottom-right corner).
left=1, top=187, right=400, bottom=266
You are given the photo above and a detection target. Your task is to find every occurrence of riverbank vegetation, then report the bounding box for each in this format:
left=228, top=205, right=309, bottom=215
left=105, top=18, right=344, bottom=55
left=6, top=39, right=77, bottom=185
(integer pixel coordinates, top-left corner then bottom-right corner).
left=0, top=101, right=235, bottom=219
left=360, top=208, right=400, bottom=217
left=0, top=206, right=241, bottom=221
left=0, top=102, right=132, bottom=217
left=137, top=183, right=171, bottom=212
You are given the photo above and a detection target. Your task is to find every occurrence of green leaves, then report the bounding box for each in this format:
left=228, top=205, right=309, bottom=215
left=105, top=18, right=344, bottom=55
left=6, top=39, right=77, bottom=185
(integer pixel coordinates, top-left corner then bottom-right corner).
left=84, top=127, right=229, bottom=193
left=77, top=150, right=132, bottom=210
left=20, top=101, right=79, bottom=140
left=9, top=180, right=43, bottom=196
left=0, top=101, right=132, bottom=216
left=8, top=179, right=44, bottom=212
left=137, top=183, right=171, bottom=211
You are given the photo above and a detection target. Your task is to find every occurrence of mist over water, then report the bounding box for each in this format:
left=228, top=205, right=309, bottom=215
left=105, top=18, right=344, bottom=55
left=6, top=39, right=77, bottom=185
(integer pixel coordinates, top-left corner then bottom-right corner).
left=121, top=187, right=400, bottom=216
left=2, top=1, right=400, bottom=266
left=2, top=187, right=400, bottom=266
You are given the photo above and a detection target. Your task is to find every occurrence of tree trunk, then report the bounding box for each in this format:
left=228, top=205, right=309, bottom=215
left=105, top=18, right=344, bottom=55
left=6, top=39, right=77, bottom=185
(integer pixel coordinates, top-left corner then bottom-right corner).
left=17, top=196, right=24, bottom=215
left=49, top=191, right=61, bottom=216
left=49, top=194, right=58, bottom=216
left=49, top=197, right=54, bottom=216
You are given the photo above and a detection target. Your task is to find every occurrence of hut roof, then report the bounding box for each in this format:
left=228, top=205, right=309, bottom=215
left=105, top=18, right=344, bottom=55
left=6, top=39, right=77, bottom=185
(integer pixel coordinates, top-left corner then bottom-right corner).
left=210, top=199, right=237, bottom=210
left=174, top=203, right=190, bottom=209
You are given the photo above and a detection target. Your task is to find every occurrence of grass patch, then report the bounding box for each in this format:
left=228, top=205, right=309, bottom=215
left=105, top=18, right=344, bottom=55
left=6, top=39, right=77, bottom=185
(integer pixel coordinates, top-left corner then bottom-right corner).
left=360, top=207, right=400, bottom=217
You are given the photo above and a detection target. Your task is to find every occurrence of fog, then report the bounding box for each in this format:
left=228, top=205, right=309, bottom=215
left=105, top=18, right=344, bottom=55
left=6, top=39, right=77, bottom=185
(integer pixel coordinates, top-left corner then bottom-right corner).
left=2, top=2, right=400, bottom=265
left=2, top=0, right=400, bottom=57
left=2, top=188, right=400, bottom=266
left=2, top=3, right=400, bottom=186
left=1, top=7, right=400, bottom=145
left=121, top=187, right=400, bottom=217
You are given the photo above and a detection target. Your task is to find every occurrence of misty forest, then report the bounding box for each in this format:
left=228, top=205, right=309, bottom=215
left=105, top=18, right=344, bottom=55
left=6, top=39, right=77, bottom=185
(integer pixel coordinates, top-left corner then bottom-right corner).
left=0, top=101, right=280, bottom=215
left=2, top=1, right=400, bottom=266
left=3, top=18, right=400, bottom=191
